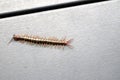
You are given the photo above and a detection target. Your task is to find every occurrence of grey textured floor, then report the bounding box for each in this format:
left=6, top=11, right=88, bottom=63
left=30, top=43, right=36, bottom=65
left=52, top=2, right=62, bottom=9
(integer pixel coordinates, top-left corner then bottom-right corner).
left=0, top=0, right=120, bottom=80
left=0, top=0, right=77, bottom=13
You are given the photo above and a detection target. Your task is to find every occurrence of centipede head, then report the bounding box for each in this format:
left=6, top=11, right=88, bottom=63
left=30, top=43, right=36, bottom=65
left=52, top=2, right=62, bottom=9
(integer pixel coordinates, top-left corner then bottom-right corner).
left=13, top=34, right=21, bottom=41
left=8, top=34, right=20, bottom=45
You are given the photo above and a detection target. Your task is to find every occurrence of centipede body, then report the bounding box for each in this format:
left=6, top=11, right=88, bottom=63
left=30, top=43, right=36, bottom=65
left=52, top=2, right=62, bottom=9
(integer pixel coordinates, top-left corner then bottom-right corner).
left=9, top=34, right=73, bottom=49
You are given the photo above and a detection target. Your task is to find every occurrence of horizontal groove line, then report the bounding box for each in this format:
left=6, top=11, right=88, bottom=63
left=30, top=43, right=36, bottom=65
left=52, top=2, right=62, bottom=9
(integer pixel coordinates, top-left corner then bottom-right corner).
left=0, top=0, right=109, bottom=19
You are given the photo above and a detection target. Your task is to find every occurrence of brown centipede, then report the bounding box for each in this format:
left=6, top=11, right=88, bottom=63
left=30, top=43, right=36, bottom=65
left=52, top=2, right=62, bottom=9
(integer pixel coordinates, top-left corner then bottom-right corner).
left=9, top=34, right=73, bottom=49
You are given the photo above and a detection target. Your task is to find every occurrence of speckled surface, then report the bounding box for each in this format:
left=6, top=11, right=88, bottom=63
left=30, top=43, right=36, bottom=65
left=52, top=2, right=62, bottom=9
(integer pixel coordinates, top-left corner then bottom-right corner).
left=0, top=0, right=77, bottom=13
left=0, top=0, right=120, bottom=80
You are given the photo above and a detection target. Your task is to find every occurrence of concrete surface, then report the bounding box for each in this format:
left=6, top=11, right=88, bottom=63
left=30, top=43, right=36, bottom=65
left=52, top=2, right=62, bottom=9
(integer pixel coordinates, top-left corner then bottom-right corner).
left=0, top=0, right=120, bottom=80
left=0, top=0, right=77, bottom=13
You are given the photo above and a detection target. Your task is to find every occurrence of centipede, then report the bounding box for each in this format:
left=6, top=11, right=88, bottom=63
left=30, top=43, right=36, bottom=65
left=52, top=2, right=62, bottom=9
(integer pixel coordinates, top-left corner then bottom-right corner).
left=9, top=34, right=73, bottom=49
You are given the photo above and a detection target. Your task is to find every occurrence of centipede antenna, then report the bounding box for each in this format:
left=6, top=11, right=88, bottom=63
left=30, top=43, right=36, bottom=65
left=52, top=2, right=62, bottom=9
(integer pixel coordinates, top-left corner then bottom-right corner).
left=8, top=38, right=14, bottom=45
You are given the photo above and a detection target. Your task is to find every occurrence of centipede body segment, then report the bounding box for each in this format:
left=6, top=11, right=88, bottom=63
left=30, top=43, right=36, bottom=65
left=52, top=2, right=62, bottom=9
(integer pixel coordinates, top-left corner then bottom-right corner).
left=9, top=34, right=73, bottom=49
